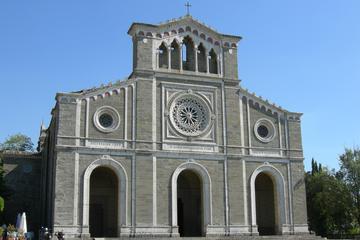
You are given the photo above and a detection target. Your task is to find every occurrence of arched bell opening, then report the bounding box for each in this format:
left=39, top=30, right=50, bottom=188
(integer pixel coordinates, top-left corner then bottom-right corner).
left=182, top=36, right=195, bottom=71
left=171, top=40, right=181, bottom=70
left=159, top=42, right=168, bottom=69
left=208, top=48, right=218, bottom=74
left=197, top=43, right=207, bottom=73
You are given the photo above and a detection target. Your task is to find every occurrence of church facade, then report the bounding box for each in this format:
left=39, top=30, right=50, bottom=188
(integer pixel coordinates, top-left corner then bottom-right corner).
left=38, top=15, right=309, bottom=238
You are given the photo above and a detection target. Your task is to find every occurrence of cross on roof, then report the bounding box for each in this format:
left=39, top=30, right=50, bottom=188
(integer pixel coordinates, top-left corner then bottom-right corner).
left=185, top=1, right=192, bottom=16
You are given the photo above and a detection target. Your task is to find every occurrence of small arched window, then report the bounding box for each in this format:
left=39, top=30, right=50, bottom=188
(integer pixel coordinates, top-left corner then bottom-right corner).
left=182, top=36, right=195, bottom=71
left=158, top=42, right=168, bottom=69
left=197, top=43, right=206, bottom=73
left=171, top=40, right=180, bottom=70
left=209, top=49, right=218, bottom=74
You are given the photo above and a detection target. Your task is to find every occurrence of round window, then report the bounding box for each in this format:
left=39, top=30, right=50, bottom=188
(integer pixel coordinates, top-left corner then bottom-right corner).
left=254, top=118, right=276, bottom=143
left=169, top=93, right=213, bottom=137
left=99, top=113, right=113, bottom=128
left=257, top=125, right=269, bottom=138
left=93, top=106, right=120, bottom=133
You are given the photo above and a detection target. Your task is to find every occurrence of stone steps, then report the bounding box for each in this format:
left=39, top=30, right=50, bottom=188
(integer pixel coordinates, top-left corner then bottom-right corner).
left=90, top=235, right=323, bottom=240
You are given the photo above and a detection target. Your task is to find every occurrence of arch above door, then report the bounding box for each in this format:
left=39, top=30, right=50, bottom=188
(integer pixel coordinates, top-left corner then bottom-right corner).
left=171, top=161, right=213, bottom=235
left=82, top=156, right=129, bottom=234
left=250, top=163, right=288, bottom=235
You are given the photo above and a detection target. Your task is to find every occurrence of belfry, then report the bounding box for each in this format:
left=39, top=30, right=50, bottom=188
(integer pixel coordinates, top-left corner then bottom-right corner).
left=32, top=14, right=311, bottom=238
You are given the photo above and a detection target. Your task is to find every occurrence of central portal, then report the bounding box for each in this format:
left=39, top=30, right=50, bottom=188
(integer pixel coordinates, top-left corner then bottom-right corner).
left=89, top=167, right=118, bottom=237
left=177, top=169, right=203, bottom=237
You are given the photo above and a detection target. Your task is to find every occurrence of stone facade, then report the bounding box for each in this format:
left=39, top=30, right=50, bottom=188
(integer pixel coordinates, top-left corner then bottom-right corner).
left=3, top=15, right=310, bottom=238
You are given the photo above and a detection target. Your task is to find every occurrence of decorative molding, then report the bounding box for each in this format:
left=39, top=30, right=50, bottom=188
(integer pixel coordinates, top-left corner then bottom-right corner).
left=162, top=143, right=218, bottom=152
left=73, top=152, right=79, bottom=225
left=58, top=95, right=77, bottom=104
left=86, top=140, right=125, bottom=149
left=162, top=83, right=217, bottom=149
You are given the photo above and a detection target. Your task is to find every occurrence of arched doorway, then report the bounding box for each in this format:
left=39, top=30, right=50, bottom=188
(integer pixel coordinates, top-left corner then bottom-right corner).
left=250, top=164, right=287, bottom=236
left=171, top=162, right=212, bottom=237
left=177, top=170, right=203, bottom=237
left=255, top=172, right=277, bottom=235
left=89, top=167, right=118, bottom=237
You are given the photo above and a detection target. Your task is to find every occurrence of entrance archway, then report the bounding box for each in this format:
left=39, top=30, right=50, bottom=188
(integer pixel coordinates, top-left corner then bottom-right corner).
left=255, top=172, right=276, bottom=235
left=89, top=167, right=118, bottom=237
left=250, top=164, right=287, bottom=236
left=171, top=162, right=212, bottom=237
left=177, top=170, right=202, bottom=236
left=82, top=157, right=128, bottom=237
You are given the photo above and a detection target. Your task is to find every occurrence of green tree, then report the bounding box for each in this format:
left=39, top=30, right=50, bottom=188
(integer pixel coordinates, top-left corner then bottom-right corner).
left=338, top=147, right=360, bottom=227
left=306, top=161, right=355, bottom=236
left=0, top=133, right=34, bottom=152
left=0, top=196, right=3, bottom=212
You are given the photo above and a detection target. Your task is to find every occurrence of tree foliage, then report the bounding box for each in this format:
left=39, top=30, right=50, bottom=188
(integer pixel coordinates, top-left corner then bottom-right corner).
left=0, top=133, right=34, bottom=152
left=306, top=161, right=355, bottom=236
left=337, top=148, right=360, bottom=227
left=0, top=196, right=4, bottom=212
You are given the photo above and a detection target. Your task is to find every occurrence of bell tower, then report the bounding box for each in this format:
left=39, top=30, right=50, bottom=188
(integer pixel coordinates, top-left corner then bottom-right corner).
left=127, top=15, right=241, bottom=81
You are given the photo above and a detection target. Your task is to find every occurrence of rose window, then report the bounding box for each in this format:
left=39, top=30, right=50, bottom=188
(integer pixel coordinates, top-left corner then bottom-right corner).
left=169, top=94, right=211, bottom=136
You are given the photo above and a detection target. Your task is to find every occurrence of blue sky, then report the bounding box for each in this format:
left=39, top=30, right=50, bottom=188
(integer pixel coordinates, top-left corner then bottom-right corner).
left=1, top=0, right=359, bottom=170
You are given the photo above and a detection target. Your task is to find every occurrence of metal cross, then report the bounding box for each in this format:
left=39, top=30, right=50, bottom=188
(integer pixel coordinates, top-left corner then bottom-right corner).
left=185, top=1, right=192, bottom=16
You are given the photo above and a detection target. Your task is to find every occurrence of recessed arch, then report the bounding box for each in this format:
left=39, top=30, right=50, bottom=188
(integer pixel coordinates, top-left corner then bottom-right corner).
left=208, top=48, right=218, bottom=74
left=82, top=157, right=128, bottom=236
left=250, top=164, right=287, bottom=235
left=171, top=40, right=181, bottom=70
left=197, top=43, right=207, bottom=73
left=182, top=36, right=195, bottom=71
left=171, top=161, right=212, bottom=236
left=158, top=42, right=168, bottom=69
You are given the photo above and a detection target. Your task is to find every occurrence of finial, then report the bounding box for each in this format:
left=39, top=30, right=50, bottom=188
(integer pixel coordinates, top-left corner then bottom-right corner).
left=185, top=1, right=192, bottom=16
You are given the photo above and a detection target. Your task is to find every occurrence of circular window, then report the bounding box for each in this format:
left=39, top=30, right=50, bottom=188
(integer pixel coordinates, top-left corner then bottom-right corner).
left=169, top=93, right=212, bottom=137
left=99, top=113, right=113, bottom=128
left=93, top=106, right=120, bottom=133
left=257, top=125, right=269, bottom=138
left=254, top=118, right=276, bottom=143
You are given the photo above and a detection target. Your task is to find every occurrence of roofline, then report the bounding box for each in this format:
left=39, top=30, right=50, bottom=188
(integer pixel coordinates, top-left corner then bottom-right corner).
left=127, top=22, right=158, bottom=35
left=127, top=17, right=242, bottom=42
left=221, top=34, right=242, bottom=41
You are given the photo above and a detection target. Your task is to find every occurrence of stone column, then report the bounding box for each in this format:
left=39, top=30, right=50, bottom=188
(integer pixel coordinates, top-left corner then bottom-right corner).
left=206, top=53, right=210, bottom=74
left=195, top=45, right=198, bottom=72
left=168, top=46, right=171, bottom=70
left=217, top=56, right=221, bottom=76
left=179, top=44, right=183, bottom=71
